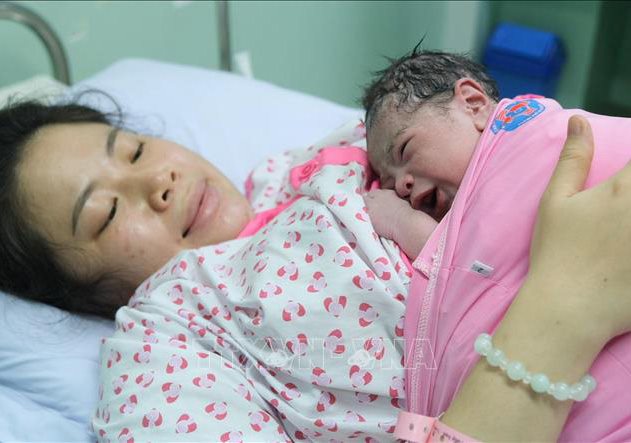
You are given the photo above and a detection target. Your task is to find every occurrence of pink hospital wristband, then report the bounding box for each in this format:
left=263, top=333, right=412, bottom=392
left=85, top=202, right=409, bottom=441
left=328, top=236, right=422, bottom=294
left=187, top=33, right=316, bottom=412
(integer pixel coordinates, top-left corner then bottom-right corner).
left=394, top=410, right=480, bottom=443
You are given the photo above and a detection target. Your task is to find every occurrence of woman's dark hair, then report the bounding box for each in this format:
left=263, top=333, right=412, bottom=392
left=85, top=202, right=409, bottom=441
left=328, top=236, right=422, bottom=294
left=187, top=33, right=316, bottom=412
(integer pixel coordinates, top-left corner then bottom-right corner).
left=362, top=45, right=500, bottom=129
left=0, top=91, right=128, bottom=319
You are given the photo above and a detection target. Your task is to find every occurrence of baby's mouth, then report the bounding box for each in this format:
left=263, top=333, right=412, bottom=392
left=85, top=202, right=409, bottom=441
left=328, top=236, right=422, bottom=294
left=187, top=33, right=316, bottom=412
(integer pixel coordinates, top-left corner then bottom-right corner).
left=412, top=188, right=438, bottom=214
left=433, top=190, right=452, bottom=221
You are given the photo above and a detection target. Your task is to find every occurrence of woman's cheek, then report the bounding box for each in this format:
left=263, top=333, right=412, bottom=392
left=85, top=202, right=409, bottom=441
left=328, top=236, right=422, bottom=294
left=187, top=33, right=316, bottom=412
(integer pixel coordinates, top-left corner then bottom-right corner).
left=108, top=220, right=152, bottom=263
left=110, top=222, right=176, bottom=286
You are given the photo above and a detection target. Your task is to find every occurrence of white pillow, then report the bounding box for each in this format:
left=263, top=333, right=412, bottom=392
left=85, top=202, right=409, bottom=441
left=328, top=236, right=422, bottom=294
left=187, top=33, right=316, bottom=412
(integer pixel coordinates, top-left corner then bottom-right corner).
left=0, top=59, right=362, bottom=442
left=0, top=74, right=67, bottom=108
left=0, top=294, right=114, bottom=441
left=72, top=58, right=363, bottom=191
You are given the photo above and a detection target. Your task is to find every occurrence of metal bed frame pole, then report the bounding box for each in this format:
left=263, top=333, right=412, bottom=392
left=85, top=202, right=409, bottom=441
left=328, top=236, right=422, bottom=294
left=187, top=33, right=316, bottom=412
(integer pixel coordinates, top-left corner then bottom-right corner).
left=1, top=1, right=230, bottom=80
left=216, top=0, right=231, bottom=71
left=0, top=1, right=71, bottom=84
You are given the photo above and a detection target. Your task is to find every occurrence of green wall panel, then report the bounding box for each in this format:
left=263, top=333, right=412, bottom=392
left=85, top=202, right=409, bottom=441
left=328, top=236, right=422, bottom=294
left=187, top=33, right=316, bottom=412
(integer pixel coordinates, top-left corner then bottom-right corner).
left=1, top=1, right=220, bottom=85
left=1, top=1, right=490, bottom=107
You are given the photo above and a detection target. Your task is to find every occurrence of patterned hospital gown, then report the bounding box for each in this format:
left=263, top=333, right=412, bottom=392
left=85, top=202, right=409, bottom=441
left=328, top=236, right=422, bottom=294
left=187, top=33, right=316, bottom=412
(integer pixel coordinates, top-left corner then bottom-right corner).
left=93, top=121, right=411, bottom=442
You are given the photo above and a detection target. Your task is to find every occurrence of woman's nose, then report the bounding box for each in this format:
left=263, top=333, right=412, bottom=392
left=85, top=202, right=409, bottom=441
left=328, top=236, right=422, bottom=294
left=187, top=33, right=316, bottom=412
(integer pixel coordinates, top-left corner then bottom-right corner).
left=395, top=173, right=413, bottom=198
left=147, top=169, right=177, bottom=212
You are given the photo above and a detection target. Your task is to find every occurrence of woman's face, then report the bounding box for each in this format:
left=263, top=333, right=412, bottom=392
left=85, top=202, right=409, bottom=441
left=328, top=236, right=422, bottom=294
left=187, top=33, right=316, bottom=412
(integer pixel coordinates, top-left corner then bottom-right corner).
left=18, top=123, right=253, bottom=294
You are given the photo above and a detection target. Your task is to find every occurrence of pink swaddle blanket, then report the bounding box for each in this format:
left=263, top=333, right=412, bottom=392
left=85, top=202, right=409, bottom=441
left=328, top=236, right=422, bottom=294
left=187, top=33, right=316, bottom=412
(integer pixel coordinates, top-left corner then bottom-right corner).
left=404, top=97, right=631, bottom=441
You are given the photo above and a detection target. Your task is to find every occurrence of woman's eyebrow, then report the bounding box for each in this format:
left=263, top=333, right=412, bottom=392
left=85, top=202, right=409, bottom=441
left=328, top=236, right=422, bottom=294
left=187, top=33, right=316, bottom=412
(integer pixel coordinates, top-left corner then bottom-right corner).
left=71, top=127, right=119, bottom=236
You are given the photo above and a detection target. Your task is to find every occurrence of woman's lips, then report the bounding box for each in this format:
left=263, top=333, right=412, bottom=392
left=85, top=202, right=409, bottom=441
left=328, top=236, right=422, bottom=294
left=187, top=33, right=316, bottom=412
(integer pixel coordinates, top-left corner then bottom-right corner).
left=183, top=180, right=219, bottom=238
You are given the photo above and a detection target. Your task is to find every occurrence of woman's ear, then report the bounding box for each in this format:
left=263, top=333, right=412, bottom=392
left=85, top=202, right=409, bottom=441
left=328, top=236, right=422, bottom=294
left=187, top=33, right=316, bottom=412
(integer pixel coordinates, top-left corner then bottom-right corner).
left=453, top=78, right=495, bottom=132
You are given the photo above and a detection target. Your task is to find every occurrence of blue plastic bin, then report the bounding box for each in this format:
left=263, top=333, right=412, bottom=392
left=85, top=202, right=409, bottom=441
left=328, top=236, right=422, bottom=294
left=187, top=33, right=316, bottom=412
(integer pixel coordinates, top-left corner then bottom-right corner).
left=483, top=23, right=565, bottom=99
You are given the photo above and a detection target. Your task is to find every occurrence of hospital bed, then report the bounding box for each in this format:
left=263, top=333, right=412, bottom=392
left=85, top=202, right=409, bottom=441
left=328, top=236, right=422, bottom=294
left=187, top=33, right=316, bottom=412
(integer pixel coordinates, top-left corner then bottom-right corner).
left=0, top=3, right=361, bottom=441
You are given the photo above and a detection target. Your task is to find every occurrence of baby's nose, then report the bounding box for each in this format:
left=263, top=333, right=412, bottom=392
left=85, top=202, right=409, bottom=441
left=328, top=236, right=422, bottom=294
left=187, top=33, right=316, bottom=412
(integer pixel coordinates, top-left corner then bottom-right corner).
left=395, top=175, right=413, bottom=198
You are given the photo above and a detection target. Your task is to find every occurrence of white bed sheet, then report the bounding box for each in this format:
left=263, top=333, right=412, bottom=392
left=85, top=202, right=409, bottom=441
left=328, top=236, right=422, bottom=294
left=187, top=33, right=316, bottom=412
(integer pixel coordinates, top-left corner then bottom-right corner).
left=0, top=58, right=362, bottom=442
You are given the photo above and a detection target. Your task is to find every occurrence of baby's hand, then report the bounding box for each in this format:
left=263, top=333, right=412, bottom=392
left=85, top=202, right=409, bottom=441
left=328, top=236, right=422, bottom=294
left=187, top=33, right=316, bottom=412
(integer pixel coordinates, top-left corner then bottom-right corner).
left=365, top=189, right=438, bottom=258
left=365, top=189, right=412, bottom=240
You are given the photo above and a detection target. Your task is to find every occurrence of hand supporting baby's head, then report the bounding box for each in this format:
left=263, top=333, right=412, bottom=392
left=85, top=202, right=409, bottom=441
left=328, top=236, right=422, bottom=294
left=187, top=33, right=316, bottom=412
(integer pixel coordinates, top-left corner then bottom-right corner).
left=362, top=49, right=500, bottom=219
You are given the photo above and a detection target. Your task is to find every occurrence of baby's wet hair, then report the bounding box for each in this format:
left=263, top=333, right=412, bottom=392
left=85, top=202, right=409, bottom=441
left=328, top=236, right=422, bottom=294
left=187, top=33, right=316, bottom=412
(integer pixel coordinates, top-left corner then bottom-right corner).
left=362, top=44, right=500, bottom=129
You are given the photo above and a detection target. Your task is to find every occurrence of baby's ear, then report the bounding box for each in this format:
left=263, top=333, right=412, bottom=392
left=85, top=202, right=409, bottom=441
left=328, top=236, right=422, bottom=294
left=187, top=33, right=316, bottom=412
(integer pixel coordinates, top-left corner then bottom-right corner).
left=453, top=78, right=494, bottom=132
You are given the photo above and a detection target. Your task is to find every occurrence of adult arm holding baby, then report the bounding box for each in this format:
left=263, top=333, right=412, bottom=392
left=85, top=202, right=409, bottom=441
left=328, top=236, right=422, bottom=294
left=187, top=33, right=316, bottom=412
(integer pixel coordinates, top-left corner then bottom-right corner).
left=441, top=115, right=631, bottom=441
left=368, top=113, right=631, bottom=441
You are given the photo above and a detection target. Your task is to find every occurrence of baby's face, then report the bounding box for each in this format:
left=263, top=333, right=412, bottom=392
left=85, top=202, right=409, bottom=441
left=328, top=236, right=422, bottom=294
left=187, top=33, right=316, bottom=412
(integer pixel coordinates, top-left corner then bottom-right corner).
left=367, top=98, right=487, bottom=221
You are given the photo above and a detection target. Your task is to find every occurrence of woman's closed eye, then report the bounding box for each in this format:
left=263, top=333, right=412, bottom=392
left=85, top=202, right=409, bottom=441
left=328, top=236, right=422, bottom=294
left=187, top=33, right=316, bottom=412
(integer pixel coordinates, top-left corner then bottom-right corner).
left=131, top=142, right=144, bottom=163
left=95, top=142, right=142, bottom=235
left=98, top=198, right=118, bottom=234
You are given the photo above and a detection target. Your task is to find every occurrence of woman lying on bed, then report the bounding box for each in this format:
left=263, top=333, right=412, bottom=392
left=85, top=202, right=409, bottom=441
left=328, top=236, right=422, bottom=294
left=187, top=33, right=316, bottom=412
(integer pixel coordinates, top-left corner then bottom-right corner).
left=0, top=98, right=630, bottom=442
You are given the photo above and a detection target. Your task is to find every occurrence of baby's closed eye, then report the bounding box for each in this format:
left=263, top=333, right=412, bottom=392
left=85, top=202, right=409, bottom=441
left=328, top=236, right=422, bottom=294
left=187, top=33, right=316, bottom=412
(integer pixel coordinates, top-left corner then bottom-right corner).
left=379, top=174, right=395, bottom=189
